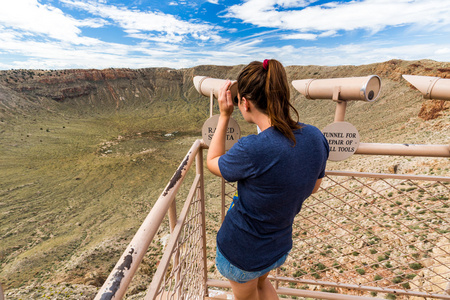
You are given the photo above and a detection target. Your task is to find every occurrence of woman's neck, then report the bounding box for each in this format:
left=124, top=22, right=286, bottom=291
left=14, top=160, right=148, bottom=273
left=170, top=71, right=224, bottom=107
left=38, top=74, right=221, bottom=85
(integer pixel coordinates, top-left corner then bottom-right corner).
left=252, top=111, right=271, bottom=132
left=244, top=98, right=271, bottom=131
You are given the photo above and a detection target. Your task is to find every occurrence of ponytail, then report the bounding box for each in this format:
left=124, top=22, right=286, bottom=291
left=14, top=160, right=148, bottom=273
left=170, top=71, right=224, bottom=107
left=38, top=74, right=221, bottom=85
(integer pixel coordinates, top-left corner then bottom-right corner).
left=237, top=59, right=301, bottom=145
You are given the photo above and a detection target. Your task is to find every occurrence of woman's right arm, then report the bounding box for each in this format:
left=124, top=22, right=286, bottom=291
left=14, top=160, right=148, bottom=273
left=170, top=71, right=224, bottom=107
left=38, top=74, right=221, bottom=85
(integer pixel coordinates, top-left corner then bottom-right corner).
left=206, top=80, right=234, bottom=177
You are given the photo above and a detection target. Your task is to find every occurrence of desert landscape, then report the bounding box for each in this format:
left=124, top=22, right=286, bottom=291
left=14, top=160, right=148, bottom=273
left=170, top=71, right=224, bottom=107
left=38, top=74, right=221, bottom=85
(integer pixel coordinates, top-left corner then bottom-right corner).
left=0, top=59, right=449, bottom=299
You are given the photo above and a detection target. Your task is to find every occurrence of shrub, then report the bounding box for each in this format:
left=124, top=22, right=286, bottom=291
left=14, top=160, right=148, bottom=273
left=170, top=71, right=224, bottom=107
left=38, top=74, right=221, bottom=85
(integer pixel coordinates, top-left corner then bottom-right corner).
left=378, top=255, right=388, bottom=262
left=293, top=270, right=306, bottom=277
left=315, top=263, right=326, bottom=271
left=392, top=276, right=403, bottom=284
left=409, top=263, right=423, bottom=270
left=321, top=288, right=338, bottom=293
left=374, top=274, right=383, bottom=281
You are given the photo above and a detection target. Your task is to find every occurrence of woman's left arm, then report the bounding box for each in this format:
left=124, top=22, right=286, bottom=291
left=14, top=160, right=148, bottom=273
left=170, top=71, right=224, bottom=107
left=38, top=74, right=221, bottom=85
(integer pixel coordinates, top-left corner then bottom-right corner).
left=312, top=178, right=323, bottom=194
left=206, top=80, right=234, bottom=177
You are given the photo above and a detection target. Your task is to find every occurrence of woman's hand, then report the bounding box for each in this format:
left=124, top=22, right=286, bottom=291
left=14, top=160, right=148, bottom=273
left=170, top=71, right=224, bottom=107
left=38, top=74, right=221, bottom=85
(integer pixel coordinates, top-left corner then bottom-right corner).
left=218, top=80, right=234, bottom=117
left=207, top=80, right=235, bottom=177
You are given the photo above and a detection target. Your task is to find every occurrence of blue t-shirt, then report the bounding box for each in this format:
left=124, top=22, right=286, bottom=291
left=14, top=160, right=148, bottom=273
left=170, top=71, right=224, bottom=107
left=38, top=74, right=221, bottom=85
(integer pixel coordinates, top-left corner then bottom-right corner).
left=217, top=124, right=329, bottom=271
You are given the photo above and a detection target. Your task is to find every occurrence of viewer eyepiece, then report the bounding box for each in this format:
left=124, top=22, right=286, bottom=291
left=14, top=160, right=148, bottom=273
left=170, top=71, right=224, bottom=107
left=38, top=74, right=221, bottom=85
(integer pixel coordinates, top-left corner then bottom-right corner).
left=193, top=76, right=239, bottom=105
left=292, top=75, right=382, bottom=102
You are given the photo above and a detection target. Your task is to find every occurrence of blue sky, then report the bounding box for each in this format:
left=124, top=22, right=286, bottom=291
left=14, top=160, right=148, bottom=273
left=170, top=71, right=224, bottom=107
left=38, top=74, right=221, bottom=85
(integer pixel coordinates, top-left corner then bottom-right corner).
left=0, top=0, right=449, bottom=70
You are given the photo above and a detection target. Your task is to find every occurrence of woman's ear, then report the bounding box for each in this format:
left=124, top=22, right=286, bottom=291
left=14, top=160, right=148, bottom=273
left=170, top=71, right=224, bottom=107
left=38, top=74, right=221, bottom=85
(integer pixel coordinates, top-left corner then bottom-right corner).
left=242, top=97, right=250, bottom=111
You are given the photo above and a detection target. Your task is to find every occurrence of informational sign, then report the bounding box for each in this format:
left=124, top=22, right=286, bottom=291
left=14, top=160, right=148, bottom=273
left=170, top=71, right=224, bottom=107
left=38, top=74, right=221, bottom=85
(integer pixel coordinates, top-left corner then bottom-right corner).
left=202, top=114, right=241, bottom=150
left=322, top=122, right=360, bottom=161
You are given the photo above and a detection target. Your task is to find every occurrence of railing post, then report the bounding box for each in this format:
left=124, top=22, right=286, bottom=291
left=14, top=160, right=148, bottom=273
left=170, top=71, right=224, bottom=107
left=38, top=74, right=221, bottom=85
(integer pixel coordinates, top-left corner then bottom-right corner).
left=210, top=90, right=214, bottom=118
left=275, top=268, right=280, bottom=290
left=197, top=146, right=208, bottom=298
left=168, top=198, right=177, bottom=232
left=332, top=86, right=347, bottom=123
left=168, top=198, right=181, bottom=295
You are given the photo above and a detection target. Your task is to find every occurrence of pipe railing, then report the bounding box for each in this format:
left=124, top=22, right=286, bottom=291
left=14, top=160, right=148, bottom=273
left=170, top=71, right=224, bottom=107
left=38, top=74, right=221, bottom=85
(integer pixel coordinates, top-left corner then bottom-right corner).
left=355, top=142, right=450, bottom=157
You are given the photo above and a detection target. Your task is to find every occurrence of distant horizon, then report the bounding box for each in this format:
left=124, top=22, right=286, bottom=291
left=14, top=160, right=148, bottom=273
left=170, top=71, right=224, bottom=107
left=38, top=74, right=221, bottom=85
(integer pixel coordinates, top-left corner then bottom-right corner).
left=1, top=57, right=447, bottom=72
left=1, top=0, right=450, bottom=70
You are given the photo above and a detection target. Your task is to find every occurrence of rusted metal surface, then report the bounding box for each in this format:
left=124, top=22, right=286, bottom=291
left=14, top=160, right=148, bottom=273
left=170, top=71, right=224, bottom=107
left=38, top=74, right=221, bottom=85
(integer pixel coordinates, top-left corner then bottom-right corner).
left=163, top=154, right=190, bottom=197
left=99, top=248, right=134, bottom=300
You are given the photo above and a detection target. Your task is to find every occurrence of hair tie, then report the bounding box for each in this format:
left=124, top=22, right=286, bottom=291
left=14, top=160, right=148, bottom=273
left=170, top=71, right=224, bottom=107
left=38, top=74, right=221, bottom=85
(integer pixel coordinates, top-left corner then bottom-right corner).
left=263, top=59, right=269, bottom=70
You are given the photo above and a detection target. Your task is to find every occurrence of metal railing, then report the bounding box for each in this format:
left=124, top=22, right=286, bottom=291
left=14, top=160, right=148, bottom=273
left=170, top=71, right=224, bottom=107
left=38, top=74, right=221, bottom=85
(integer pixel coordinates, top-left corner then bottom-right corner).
left=95, top=140, right=207, bottom=300
left=96, top=139, right=450, bottom=300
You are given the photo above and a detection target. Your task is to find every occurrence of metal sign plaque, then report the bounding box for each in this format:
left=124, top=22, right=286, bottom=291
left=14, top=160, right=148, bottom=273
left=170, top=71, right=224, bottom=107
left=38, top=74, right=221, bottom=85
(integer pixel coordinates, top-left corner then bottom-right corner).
left=202, top=114, right=241, bottom=150
left=322, top=122, right=360, bottom=161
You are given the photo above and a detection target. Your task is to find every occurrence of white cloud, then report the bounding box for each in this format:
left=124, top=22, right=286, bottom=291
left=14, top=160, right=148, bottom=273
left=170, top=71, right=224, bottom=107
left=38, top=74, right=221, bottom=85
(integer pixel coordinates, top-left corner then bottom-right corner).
left=223, top=38, right=266, bottom=55
left=319, top=30, right=338, bottom=38
left=76, top=17, right=110, bottom=28
left=61, top=0, right=222, bottom=43
left=281, top=33, right=317, bottom=40
left=278, top=42, right=450, bottom=67
left=435, top=48, right=450, bottom=55
left=225, top=0, right=450, bottom=36
left=0, top=0, right=111, bottom=46
left=0, top=0, right=81, bottom=42
left=126, top=31, right=184, bottom=44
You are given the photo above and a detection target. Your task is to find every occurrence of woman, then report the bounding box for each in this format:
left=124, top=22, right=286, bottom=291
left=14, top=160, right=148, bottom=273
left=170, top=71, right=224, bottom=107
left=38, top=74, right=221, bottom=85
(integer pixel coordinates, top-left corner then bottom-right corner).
left=207, top=59, right=329, bottom=300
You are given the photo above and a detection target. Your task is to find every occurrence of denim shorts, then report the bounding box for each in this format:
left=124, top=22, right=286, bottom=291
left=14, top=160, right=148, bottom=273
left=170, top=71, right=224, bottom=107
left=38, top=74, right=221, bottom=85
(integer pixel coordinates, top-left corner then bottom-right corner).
left=215, top=247, right=289, bottom=283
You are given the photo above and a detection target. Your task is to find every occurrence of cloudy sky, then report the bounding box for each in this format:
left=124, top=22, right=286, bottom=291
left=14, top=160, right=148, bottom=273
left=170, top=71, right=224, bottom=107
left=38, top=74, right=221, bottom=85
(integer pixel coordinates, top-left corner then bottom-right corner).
left=0, top=0, right=449, bottom=70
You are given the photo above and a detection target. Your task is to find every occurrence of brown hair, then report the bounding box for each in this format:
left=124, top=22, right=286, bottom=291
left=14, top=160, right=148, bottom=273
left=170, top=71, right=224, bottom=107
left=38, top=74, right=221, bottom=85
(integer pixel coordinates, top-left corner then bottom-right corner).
left=237, top=59, right=301, bottom=144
